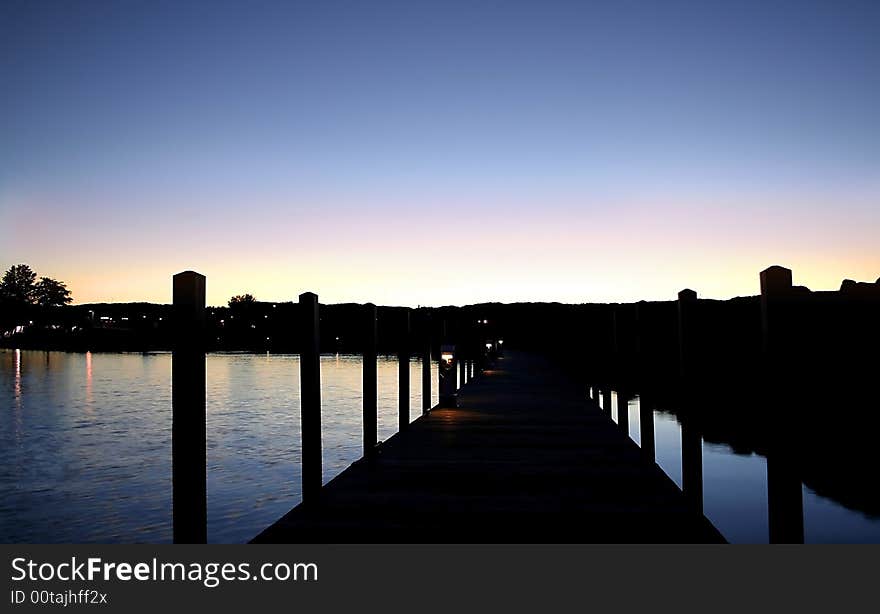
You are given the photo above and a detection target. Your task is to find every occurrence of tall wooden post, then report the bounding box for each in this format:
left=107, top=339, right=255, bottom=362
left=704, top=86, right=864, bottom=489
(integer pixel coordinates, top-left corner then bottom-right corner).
left=678, top=289, right=697, bottom=378
left=639, top=394, right=656, bottom=462
left=172, top=270, right=207, bottom=543
left=617, top=390, right=630, bottom=434
left=681, top=418, right=703, bottom=514
left=767, top=449, right=804, bottom=543
left=421, top=313, right=431, bottom=414
left=363, top=303, right=377, bottom=459
left=760, top=265, right=793, bottom=356
left=399, top=309, right=410, bottom=431
left=602, top=389, right=612, bottom=415
left=760, top=266, right=803, bottom=542
left=299, top=292, right=322, bottom=503
left=459, top=353, right=466, bottom=388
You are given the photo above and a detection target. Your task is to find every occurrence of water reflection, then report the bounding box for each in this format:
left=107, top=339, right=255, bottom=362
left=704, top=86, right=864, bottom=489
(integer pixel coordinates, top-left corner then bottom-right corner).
left=13, top=348, right=21, bottom=405
left=84, top=351, right=93, bottom=415
left=0, top=349, right=439, bottom=544
left=609, top=391, right=880, bottom=544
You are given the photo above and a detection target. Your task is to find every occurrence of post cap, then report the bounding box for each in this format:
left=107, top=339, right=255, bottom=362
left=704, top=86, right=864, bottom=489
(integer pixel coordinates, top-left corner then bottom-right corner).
left=678, top=288, right=698, bottom=301
left=760, top=266, right=793, bottom=296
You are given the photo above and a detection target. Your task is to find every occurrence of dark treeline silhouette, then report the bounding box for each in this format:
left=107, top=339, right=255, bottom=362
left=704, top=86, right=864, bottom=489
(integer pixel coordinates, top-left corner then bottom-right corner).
left=0, top=299, right=499, bottom=356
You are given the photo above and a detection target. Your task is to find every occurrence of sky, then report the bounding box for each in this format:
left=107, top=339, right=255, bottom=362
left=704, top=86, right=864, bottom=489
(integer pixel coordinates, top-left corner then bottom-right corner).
left=2, top=0, right=879, bottom=307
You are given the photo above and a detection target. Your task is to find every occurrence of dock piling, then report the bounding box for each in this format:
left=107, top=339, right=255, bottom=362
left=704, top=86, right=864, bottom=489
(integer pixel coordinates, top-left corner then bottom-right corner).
left=617, top=390, right=630, bottom=434
left=639, top=394, right=655, bottom=462
left=677, top=289, right=698, bottom=378
left=421, top=312, right=431, bottom=414
left=171, top=270, right=207, bottom=544
left=399, top=309, right=410, bottom=431
left=299, top=292, right=322, bottom=503
left=681, top=417, right=703, bottom=514
left=363, top=303, right=378, bottom=458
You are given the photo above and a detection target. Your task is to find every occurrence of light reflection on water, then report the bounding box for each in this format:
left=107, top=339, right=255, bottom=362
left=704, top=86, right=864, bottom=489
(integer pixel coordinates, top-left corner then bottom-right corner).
left=0, top=349, right=438, bottom=544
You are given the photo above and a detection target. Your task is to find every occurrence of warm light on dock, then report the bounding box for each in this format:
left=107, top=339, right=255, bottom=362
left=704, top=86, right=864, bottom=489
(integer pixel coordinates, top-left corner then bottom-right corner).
left=439, top=344, right=457, bottom=408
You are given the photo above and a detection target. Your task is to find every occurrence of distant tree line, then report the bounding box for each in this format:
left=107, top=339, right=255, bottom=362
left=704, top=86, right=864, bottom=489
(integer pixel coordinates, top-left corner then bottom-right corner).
left=1, top=264, right=73, bottom=307
left=228, top=293, right=256, bottom=307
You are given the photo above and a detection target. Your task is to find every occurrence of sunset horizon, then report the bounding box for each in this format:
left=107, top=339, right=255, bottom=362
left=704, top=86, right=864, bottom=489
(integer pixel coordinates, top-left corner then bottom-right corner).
left=3, top=1, right=878, bottom=307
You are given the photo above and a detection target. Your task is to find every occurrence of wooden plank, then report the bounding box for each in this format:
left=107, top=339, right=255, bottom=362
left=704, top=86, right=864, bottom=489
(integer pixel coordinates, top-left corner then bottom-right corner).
left=253, top=351, right=725, bottom=543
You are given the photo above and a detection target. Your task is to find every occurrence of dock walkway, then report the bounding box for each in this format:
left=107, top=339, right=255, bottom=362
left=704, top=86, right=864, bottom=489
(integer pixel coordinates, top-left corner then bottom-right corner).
left=253, top=351, right=724, bottom=543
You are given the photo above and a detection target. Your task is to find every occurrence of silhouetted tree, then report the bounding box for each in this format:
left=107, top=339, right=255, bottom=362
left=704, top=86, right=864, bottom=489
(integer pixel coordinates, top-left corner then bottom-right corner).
left=0, top=264, right=37, bottom=305
left=33, top=277, right=73, bottom=307
left=229, top=294, right=256, bottom=308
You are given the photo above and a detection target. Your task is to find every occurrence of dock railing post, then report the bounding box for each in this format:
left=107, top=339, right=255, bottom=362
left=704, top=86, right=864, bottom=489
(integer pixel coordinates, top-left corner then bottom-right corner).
left=639, top=394, right=656, bottom=462
left=767, top=444, right=805, bottom=543
left=678, top=289, right=698, bottom=379
left=617, top=389, right=630, bottom=435
left=172, top=270, right=207, bottom=544
left=363, top=303, right=378, bottom=459
left=459, top=351, right=466, bottom=388
left=602, top=388, right=612, bottom=416
left=759, top=266, right=804, bottom=542
left=760, top=265, right=793, bottom=358
left=681, top=416, right=703, bottom=515
left=399, top=309, right=410, bottom=431
left=421, top=312, right=431, bottom=414
left=299, top=292, right=322, bottom=504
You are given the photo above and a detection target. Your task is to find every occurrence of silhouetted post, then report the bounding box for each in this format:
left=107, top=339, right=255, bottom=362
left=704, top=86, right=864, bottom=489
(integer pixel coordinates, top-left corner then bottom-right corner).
left=617, top=390, right=630, bottom=434
left=678, top=289, right=698, bottom=378
left=633, top=303, right=642, bottom=372
left=760, top=265, right=793, bottom=356
left=602, top=389, right=612, bottom=415
left=399, top=310, right=410, bottom=431
left=681, top=419, right=703, bottom=514
left=639, top=394, right=655, bottom=462
left=363, top=303, right=378, bottom=459
left=299, top=292, right=322, bottom=503
left=611, top=309, right=619, bottom=356
left=172, top=270, right=207, bottom=543
left=767, top=449, right=804, bottom=543
left=459, top=352, right=466, bottom=388
left=421, top=314, right=431, bottom=414
left=760, top=266, right=803, bottom=542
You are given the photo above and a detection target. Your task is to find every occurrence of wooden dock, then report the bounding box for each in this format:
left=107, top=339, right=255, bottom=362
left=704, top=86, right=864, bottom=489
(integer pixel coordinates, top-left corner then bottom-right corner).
left=252, top=351, right=725, bottom=543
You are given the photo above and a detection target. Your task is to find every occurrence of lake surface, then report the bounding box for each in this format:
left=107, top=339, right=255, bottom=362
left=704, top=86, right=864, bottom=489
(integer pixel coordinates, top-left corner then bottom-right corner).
left=1, top=349, right=439, bottom=543
left=3, top=349, right=878, bottom=543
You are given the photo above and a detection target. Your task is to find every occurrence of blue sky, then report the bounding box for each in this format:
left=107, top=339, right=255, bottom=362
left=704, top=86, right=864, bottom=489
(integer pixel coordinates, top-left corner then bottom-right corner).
left=2, top=0, right=878, bottom=305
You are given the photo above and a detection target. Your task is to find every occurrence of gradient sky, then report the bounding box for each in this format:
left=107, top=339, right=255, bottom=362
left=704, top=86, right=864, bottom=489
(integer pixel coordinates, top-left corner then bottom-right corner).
left=2, top=0, right=878, bottom=306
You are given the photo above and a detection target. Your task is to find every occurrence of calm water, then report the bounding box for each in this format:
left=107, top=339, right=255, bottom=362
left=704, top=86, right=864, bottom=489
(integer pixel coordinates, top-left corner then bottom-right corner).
left=4, top=349, right=878, bottom=543
left=604, top=392, right=880, bottom=543
left=1, top=349, right=439, bottom=543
